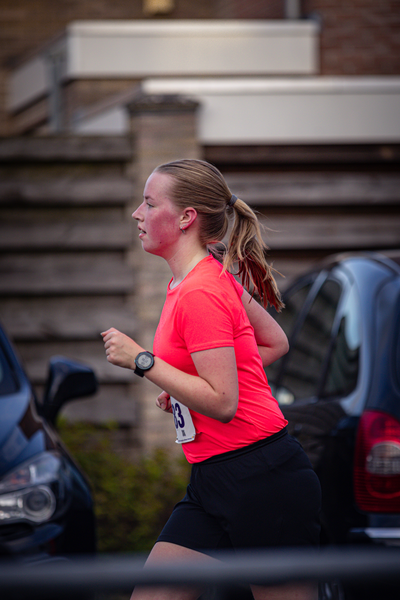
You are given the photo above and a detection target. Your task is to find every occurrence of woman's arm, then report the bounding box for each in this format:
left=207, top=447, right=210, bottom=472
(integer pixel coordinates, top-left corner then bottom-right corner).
left=241, top=289, right=289, bottom=367
left=101, top=328, right=238, bottom=423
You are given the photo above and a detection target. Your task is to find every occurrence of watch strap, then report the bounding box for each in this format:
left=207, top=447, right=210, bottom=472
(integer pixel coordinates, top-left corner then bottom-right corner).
left=134, top=364, right=145, bottom=377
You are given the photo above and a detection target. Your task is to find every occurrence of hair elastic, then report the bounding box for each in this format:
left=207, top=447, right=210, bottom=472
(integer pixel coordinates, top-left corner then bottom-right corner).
left=228, top=194, right=237, bottom=207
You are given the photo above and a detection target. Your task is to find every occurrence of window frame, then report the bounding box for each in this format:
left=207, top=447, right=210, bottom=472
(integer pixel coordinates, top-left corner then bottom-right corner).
left=270, top=266, right=360, bottom=405
left=268, top=269, right=328, bottom=396
left=315, top=268, right=360, bottom=400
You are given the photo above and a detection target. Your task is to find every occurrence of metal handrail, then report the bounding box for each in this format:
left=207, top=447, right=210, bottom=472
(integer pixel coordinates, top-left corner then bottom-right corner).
left=0, top=546, right=399, bottom=597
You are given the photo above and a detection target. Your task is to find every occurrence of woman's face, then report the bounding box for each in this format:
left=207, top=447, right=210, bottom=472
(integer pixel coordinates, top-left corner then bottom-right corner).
left=132, top=172, right=183, bottom=258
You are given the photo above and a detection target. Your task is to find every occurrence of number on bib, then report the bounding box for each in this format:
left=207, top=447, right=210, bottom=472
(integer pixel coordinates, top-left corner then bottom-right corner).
left=170, top=397, right=196, bottom=444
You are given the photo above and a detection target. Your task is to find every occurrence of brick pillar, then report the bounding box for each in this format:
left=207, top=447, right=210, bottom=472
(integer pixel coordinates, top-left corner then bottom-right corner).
left=127, top=94, right=201, bottom=454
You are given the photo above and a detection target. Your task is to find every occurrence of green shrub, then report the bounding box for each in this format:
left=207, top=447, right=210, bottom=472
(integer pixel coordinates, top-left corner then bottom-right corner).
left=58, top=420, right=190, bottom=553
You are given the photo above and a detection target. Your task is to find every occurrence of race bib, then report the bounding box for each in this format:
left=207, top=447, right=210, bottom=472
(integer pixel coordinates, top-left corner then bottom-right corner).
left=170, top=397, right=196, bottom=444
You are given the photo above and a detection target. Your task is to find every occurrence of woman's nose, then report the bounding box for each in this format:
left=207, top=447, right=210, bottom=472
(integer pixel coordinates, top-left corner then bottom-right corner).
left=132, top=204, right=143, bottom=220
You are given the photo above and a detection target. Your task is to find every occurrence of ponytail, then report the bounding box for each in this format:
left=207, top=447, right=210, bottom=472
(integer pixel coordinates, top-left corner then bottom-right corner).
left=153, top=158, right=284, bottom=311
left=223, top=198, right=284, bottom=312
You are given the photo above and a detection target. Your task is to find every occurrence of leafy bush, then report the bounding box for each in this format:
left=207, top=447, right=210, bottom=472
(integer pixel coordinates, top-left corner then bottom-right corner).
left=58, top=420, right=190, bottom=553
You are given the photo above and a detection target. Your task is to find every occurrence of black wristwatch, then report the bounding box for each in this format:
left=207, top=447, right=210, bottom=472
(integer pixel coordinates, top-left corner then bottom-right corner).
left=134, top=351, right=155, bottom=377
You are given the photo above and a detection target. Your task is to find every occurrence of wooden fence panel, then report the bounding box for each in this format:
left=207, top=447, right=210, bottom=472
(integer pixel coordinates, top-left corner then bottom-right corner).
left=0, top=221, right=132, bottom=250
left=260, top=213, right=400, bottom=250
left=1, top=136, right=399, bottom=439
left=0, top=136, right=133, bottom=162
left=0, top=136, right=138, bottom=431
left=0, top=253, right=134, bottom=295
left=16, top=340, right=134, bottom=384
left=224, top=172, right=400, bottom=205
left=0, top=296, right=137, bottom=341
left=0, top=177, right=134, bottom=205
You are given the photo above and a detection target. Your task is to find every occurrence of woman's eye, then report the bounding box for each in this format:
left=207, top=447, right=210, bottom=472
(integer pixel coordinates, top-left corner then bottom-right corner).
left=146, top=202, right=154, bottom=208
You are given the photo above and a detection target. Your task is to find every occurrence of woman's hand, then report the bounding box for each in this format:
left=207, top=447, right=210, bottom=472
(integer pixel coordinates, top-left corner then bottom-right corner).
left=156, top=391, right=172, bottom=413
left=101, top=328, right=142, bottom=370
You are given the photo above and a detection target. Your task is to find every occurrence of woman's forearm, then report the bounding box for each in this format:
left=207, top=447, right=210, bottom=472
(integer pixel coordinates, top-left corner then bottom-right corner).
left=145, top=355, right=237, bottom=423
left=257, top=341, right=289, bottom=367
left=102, top=328, right=238, bottom=422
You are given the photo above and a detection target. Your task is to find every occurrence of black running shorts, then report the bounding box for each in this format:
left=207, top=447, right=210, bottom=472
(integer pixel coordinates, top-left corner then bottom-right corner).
left=157, top=428, right=321, bottom=554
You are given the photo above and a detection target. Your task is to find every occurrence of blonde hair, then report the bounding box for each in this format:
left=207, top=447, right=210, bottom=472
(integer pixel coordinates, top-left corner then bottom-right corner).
left=154, top=159, right=284, bottom=311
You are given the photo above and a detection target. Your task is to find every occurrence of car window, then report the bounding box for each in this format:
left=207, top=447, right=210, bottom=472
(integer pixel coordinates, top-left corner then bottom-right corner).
left=322, top=282, right=361, bottom=398
left=0, top=342, right=19, bottom=395
left=265, top=283, right=312, bottom=385
left=276, top=279, right=342, bottom=403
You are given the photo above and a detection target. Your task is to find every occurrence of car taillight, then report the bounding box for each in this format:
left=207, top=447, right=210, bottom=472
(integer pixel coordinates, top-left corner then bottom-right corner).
left=354, top=410, right=400, bottom=513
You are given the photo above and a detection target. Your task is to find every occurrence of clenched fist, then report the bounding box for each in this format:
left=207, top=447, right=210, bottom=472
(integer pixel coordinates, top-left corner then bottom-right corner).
left=156, top=391, right=172, bottom=413
left=101, top=328, right=142, bottom=370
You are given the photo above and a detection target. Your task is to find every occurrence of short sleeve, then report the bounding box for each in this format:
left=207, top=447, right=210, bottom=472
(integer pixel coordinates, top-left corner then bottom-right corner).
left=176, top=289, right=235, bottom=354
left=231, top=275, right=243, bottom=297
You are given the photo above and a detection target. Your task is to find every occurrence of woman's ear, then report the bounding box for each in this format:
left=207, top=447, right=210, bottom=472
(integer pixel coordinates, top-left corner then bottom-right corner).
left=180, top=207, right=198, bottom=230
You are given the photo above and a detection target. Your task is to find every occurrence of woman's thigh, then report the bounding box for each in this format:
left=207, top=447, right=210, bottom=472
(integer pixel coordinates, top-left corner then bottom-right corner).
left=131, top=541, right=217, bottom=600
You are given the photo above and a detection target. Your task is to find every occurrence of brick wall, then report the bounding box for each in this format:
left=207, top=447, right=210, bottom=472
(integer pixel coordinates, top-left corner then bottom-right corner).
left=305, top=0, right=400, bottom=75
left=2, top=1, right=399, bottom=134
left=128, top=95, right=202, bottom=453
left=219, top=1, right=400, bottom=74
left=215, top=0, right=283, bottom=19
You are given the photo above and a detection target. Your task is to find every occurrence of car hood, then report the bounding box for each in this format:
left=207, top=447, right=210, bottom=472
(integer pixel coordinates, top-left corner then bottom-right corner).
left=0, top=384, right=47, bottom=478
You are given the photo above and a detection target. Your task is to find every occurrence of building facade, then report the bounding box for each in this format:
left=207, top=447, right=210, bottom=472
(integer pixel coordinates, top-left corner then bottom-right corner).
left=1, top=0, right=399, bottom=454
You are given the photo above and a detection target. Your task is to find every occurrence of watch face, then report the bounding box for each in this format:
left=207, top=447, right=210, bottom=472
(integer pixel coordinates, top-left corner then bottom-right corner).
left=137, top=353, right=153, bottom=369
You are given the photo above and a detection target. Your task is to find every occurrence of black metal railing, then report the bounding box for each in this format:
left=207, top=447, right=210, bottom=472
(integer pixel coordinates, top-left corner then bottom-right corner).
left=1, top=545, right=399, bottom=599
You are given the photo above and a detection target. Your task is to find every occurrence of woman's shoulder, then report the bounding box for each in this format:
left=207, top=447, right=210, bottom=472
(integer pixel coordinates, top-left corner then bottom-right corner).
left=184, top=255, right=243, bottom=299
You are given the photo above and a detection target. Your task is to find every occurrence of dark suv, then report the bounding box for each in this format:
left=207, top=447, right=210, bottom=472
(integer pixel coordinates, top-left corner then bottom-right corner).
left=265, top=251, right=400, bottom=595
left=0, top=322, right=97, bottom=561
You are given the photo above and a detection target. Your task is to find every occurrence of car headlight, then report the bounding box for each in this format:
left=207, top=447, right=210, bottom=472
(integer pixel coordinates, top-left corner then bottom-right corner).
left=0, top=452, right=67, bottom=524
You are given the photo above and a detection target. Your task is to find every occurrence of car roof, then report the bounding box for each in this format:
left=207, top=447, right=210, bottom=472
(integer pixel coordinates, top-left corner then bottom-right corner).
left=316, top=250, right=400, bottom=276
left=379, top=249, right=400, bottom=268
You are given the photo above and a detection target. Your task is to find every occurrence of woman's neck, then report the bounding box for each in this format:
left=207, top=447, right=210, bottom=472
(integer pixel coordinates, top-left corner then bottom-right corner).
left=168, top=246, right=209, bottom=289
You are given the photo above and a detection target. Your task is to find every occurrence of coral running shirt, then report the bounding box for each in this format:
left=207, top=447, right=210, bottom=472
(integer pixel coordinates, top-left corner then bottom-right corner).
left=153, top=255, right=287, bottom=463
